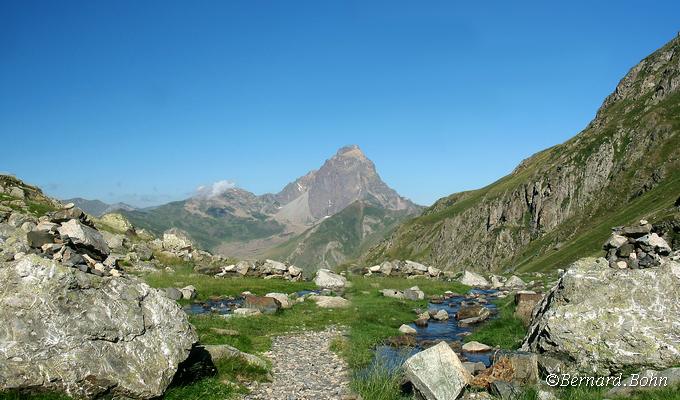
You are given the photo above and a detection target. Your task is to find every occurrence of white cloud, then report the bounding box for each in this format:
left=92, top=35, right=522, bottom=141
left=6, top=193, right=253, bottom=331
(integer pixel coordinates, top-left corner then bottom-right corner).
left=196, top=180, right=237, bottom=198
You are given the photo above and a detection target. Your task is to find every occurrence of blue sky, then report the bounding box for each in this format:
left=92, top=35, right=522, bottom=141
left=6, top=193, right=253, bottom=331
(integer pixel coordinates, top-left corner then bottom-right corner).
left=1, top=1, right=678, bottom=207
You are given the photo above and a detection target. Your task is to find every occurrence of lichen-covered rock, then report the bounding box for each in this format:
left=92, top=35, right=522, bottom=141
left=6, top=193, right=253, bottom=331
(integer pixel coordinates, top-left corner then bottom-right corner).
left=0, top=255, right=197, bottom=399
left=522, top=257, right=680, bottom=374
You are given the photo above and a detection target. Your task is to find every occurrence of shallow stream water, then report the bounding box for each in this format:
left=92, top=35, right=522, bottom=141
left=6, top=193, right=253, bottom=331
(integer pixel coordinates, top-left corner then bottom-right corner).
left=368, top=288, right=500, bottom=374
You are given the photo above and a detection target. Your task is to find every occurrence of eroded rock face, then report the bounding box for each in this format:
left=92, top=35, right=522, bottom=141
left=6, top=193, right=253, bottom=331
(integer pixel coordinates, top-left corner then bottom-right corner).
left=522, top=257, right=680, bottom=374
left=0, top=255, right=197, bottom=399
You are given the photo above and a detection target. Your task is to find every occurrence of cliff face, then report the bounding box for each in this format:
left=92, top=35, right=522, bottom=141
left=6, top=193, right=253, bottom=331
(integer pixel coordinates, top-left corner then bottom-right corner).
left=365, top=36, right=680, bottom=273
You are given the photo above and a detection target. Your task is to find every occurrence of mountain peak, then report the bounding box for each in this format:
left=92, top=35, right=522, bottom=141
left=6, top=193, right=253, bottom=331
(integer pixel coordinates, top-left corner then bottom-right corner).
left=335, top=144, right=366, bottom=159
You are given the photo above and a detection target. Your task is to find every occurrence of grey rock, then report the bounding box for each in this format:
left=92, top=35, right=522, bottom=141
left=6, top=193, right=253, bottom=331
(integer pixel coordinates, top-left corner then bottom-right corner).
left=0, top=255, right=197, bottom=399
left=459, top=271, right=489, bottom=287
left=58, top=219, right=110, bottom=259
left=522, top=257, right=680, bottom=374
left=380, top=289, right=405, bottom=299
left=164, top=287, right=183, bottom=301
left=202, top=344, right=267, bottom=369
left=403, top=341, right=472, bottom=400
left=403, top=286, right=425, bottom=301
left=314, top=269, right=348, bottom=289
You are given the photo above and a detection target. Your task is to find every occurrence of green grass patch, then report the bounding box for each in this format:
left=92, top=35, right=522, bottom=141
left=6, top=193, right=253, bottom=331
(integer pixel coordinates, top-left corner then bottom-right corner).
left=464, top=295, right=526, bottom=349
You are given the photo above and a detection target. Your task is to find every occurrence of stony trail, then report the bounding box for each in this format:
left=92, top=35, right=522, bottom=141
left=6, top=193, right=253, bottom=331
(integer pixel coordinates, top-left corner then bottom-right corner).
left=242, top=327, right=356, bottom=400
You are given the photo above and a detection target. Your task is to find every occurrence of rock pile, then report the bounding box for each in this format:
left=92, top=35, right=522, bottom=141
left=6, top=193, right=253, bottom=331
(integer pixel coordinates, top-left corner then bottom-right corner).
left=214, top=259, right=304, bottom=281
left=604, top=220, right=673, bottom=269
left=23, top=204, right=124, bottom=277
left=364, top=259, right=455, bottom=279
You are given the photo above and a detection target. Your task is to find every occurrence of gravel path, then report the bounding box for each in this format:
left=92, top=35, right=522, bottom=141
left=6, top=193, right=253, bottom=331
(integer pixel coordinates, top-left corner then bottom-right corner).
left=242, top=327, right=356, bottom=400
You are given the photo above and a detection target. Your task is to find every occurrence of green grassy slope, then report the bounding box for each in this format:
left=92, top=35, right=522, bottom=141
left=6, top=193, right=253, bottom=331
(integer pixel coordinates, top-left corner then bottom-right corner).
left=123, top=201, right=285, bottom=251
left=266, top=200, right=419, bottom=272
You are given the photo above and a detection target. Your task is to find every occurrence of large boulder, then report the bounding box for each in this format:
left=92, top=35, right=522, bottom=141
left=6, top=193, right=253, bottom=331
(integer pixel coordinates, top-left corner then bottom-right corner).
left=162, top=228, right=194, bottom=251
left=58, top=219, right=110, bottom=260
left=98, top=213, right=134, bottom=233
left=522, top=257, right=680, bottom=374
left=313, top=268, right=348, bottom=289
left=0, top=255, right=197, bottom=399
left=403, top=341, right=472, bottom=400
left=459, top=270, right=489, bottom=287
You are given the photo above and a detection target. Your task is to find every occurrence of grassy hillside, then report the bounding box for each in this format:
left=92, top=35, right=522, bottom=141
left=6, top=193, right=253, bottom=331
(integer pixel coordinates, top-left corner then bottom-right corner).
left=267, top=200, right=419, bottom=272
left=123, top=201, right=285, bottom=251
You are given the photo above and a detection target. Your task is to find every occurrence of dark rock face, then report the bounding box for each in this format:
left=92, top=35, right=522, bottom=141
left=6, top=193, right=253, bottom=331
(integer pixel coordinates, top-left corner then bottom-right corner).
left=0, top=255, right=197, bottom=399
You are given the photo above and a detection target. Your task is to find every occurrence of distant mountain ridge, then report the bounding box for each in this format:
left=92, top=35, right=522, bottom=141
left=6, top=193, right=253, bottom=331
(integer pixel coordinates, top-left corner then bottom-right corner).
left=64, top=198, right=137, bottom=217
left=363, top=35, right=680, bottom=273
left=122, top=145, right=421, bottom=269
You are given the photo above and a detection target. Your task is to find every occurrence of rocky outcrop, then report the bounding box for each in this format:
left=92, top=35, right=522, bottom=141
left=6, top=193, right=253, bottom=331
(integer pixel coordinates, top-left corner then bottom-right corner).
left=0, top=255, right=197, bottom=399
left=213, top=259, right=304, bottom=281
left=363, top=259, right=454, bottom=280
left=365, top=35, right=680, bottom=273
left=522, top=257, right=680, bottom=374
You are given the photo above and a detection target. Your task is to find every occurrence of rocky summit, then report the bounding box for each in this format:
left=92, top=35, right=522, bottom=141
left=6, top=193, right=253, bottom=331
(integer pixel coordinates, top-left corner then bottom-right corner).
left=122, top=145, right=421, bottom=271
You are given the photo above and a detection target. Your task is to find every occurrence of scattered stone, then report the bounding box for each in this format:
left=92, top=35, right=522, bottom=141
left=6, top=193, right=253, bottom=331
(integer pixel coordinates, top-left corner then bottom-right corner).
left=399, top=324, right=417, bottom=334
left=233, top=308, right=262, bottom=317
left=309, top=295, right=350, bottom=309
left=265, top=292, right=293, bottom=309
left=432, top=309, right=449, bottom=321
left=380, top=289, right=405, bottom=299
left=462, top=341, right=492, bottom=352
left=180, top=285, right=197, bottom=300
left=244, top=295, right=281, bottom=314
left=403, top=341, right=472, bottom=400
left=489, top=381, right=522, bottom=400
left=57, top=219, right=110, bottom=259
left=504, top=275, right=526, bottom=289
left=459, top=270, right=490, bottom=287
left=314, top=269, right=348, bottom=289
left=164, top=287, right=183, bottom=301
left=202, top=344, right=267, bottom=369
left=404, top=285, right=425, bottom=300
